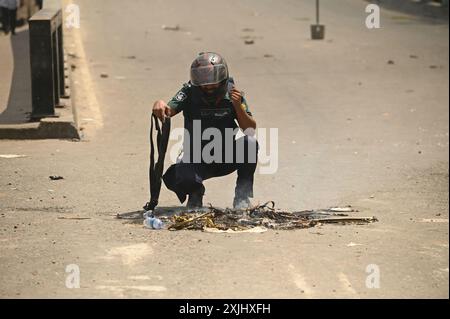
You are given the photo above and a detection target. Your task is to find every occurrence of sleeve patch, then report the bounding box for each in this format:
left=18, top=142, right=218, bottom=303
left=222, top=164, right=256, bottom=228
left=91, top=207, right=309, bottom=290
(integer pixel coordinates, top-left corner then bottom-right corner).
left=175, top=91, right=187, bottom=102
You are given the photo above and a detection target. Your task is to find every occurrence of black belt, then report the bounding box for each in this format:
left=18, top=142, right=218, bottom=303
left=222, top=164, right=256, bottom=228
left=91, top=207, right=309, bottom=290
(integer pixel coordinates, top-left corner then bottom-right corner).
left=143, top=114, right=171, bottom=212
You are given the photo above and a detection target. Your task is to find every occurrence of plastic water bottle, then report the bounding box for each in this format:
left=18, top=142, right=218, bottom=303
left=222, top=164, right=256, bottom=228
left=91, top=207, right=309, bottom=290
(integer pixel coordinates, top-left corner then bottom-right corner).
left=150, top=217, right=164, bottom=230
left=143, top=211, right=164, bottom=230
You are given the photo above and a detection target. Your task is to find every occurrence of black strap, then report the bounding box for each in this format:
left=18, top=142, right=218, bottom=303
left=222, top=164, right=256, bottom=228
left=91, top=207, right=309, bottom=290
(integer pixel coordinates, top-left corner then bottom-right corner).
left=144, top=114, right=171, bottom=212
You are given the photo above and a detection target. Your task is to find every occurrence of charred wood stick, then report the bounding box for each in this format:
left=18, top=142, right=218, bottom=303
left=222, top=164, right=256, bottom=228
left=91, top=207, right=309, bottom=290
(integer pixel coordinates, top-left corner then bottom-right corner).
left=314, top=217, right=378, bottom=224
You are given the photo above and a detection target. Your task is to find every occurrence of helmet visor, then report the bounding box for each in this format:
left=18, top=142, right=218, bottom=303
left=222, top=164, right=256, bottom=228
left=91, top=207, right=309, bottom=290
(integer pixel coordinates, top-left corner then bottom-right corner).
left=190, top=64, right=228, bottom=86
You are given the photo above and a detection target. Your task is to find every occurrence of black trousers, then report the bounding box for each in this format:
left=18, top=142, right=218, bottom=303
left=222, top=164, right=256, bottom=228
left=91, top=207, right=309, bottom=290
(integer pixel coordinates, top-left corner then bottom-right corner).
left=1, top=8, right=17, bottom=34
left=163, top=135, right=258, bottom=204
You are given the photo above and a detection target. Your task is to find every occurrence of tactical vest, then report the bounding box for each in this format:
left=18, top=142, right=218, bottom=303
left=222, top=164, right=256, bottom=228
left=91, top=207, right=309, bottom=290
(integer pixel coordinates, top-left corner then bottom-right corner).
left=182, top=79, right=239, bottom=163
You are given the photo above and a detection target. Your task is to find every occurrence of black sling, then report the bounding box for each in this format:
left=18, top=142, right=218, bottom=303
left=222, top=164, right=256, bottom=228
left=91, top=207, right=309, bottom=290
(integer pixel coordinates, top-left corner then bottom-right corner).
left=143, top=114, right=171, bottom=212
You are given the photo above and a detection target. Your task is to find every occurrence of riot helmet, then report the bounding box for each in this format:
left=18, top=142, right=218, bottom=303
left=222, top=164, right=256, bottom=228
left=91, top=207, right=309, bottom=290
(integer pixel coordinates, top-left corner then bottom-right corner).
left=190, top=52, right=229, bottom=87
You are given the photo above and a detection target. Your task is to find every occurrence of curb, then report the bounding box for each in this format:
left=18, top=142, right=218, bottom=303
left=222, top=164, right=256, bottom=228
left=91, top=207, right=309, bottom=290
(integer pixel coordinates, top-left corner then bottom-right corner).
left=0, top=97, right=80, bottom=140
left=369, top=0, right=449, bottom=20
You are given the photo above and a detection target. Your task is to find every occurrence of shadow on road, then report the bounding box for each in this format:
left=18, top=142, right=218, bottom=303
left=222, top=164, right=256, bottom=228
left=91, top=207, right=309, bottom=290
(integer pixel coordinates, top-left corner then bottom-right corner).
left=0, top=29, right=32, bottom=124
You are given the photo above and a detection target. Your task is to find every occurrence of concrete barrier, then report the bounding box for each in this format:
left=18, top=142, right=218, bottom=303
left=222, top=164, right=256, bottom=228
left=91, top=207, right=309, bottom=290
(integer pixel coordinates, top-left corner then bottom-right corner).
left=29, top=7, right=65, bottom=118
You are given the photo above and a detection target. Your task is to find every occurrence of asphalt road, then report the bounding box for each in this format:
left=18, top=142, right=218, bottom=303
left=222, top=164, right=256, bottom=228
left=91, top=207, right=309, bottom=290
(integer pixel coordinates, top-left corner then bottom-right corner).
left=0, top=0, right=448, bottom=298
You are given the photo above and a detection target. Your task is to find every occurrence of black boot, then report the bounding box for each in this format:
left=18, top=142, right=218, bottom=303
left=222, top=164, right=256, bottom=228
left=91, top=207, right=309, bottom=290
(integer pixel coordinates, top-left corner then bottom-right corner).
left=233, top=177, right=253, bottom=209
left=233, top=196, right=252, bottom=210
left=187, top=185, right=205, bottom=209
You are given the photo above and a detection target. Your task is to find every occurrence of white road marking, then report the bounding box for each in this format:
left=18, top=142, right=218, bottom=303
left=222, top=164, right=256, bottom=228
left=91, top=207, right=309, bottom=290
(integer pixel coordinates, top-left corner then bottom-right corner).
left=347, top=242, right=363, bottom=247
left=101, top=243, right=153, bottom=266
left=288, top=264, right=314, bottom=298
left=95, top=285, right=167, bottom=297
left=338, top=272, right=358, bottom=297
left=128, top=275, right=163, bottom=281
left=0, top=154, right=27, bottom=159
left=96, top=285, right=167, bottom=292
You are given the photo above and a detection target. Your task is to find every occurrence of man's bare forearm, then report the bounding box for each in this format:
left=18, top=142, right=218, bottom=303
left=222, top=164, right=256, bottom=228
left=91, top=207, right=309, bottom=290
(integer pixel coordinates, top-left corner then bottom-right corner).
left=234, top=104, right=257, bottom=132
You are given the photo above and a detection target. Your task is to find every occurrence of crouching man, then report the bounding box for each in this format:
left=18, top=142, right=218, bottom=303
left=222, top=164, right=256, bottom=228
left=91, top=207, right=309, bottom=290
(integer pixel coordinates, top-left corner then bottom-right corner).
left=152, top=52, right=258, bottom=209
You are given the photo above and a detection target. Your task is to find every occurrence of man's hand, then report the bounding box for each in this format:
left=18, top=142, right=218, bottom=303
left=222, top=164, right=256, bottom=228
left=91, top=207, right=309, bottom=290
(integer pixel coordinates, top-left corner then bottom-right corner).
left=230, top=87, right=243, bottom=109
left=152, top=100, right=173, bottom=122
left=230, top=87, right=257, bottom=133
